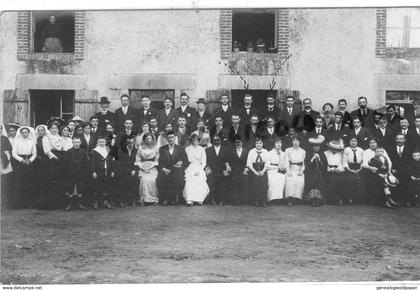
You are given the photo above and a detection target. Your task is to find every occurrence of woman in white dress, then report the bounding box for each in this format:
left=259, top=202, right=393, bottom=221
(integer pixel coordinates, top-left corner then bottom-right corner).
left=183, top=133, right=209, bottom=205
left=135, top=132, right=159, bottom=205
left=266, top=137, right=286, bottom=202
left=284, top=135, right=306, bottom=206
left=60, top=126, right=73, bottom=151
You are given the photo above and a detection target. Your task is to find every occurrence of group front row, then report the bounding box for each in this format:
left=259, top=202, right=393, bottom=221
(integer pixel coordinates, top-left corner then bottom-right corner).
left=2, top=122, right=420, bottom=211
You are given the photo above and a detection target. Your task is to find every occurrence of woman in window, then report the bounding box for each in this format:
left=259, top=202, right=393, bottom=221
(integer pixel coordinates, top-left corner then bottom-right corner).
left=12, top=126, right=37, bottom=208
left=284, top=135, right=306, bottom=206
left=135, top=133, right=159, bottom=206
left=183, top=133, right=209, bottom=206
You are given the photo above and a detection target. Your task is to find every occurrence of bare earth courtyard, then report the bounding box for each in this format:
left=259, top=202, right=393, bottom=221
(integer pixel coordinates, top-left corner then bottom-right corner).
left=1, top=205, right=419, bottom=284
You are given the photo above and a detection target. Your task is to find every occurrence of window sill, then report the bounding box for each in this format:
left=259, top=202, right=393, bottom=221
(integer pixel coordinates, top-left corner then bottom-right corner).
left=27, top=53, right=75, bottom=62
left=231, top=51, right=279, bottom=59
left=385, top=47, right=420, bottom=58
left=228, top=52, right=288, bottom=75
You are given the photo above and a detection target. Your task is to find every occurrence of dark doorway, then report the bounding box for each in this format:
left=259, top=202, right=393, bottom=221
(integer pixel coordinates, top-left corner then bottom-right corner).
left=33, top=11, right=75, bottom=53
left=129, top=90, right=175, bottom=111
left=30, top=90, right=75, bottom=126
left=231, top=90, right=277, bottom=113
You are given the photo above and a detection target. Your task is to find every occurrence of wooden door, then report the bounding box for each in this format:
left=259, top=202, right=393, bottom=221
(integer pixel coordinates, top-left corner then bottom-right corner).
left=3, top=89, right=29, bottom=125
left=74, top=89, right=98, bottom=122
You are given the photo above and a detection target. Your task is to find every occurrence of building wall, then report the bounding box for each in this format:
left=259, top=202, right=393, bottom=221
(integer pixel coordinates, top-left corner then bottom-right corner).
left=2, top=8, right=420, bottom=124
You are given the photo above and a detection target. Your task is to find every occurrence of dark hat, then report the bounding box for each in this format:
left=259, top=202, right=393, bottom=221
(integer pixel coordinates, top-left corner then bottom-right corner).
left=99, top=96, right=111, bottom=104
left=334, top=111, right=343, bottom=117
left=47, top=117, right=65, bottom=129
left=234, top=134, right=243, bottom=142
left=196, top=98, right=206, bottom=104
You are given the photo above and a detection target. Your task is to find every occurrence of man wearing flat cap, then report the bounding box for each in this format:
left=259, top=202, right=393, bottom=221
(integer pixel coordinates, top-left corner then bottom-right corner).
left=93, top=97, right=115, bottom=133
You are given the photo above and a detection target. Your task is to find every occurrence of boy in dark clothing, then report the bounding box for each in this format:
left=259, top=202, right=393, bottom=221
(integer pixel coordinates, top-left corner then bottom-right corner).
left=407, top=151, right=420, bottom=207
left=64, top=136, right=89, bottom=211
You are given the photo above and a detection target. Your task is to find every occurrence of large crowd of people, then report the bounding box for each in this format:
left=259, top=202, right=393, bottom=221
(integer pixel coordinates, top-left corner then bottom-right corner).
left=1, top=92, right=420, bottom=211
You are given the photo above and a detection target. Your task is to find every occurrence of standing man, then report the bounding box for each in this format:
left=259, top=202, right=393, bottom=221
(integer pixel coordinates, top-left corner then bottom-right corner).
left=238, top=93, right=260, bottom=125
left=351, top=116, right=373, bottom=150
left=227, top=113, right=246, bottom=146
left=228, top=135, right=249, bottom=205
left=41, top=15, right=63, bottom=53
left=114, top=94, right=138, bottom=133
left=326, top=111, right=352, bottom=144
left=337, top=98, right=353, bottom=128
left=397, top=118, right=416, bottom=148
left=176, top=93, right=196, bottom=130
left=157, top=130, right=189, bottom=205
left=214, top=94, right=234, bottom=127
left=293, top=98, right=320, bottom=134
left=194, top=98, right=211, bottom=128
left=261, top=116, right=278, bottom=151
left=175, top=115, right=190, bottom=147
left=374, top=116, right=396, bottom=152
left=156, top=97, right=179, bottom=132
left=279, top=95, right=300, bottom=130
left=244, top=114, right=261, bottom=149
left=89, top=116, right=99, bottom=136
left=116, top=119, right=136, bottom=150
left=414, top=116, right=420, bottom=150
left=210, top=116, right=229, bottom=146
left=350, top=96, right=376, bottom=131
left=261, top=94, right=280, bottom=122
left=137, top=95, right=157, bottom=127
left=386, top=105, right=402, bottom=132
left=94, top=97, right=115, bottom=133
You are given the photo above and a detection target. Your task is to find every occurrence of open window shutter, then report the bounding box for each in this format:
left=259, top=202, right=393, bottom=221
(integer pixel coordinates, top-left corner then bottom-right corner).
left=205, top=89, right=231, bottom=115
left=3, top=89, right=29, bottom=125
left=74, top=89, right=98, bottom=122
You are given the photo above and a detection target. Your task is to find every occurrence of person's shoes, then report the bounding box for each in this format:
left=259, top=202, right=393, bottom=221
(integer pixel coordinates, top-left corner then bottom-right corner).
left=93, top=201, right=99, bottom=210
left=389, top=198, right=399, bottom=207
left=287, top=201, right=292, bottom=207
left=64, top=203, right=73, bottom=211
left=162, top=200, right=168, bottom=206
left=77, top=203, right=87, bottom=210
left=153, top=202, right=158, bottom=206
left=348, top=199, right=353, bottom=206
left=103, top=200, right=113, bottom=209
left=186, top=202, right=193, bottom=206
left=385, top=201, right=395, bottom=209
left=338, top=200, right=343, bottom=206
left=261, top=202, right=267, bottom=208
left=131, top=201, right=137, bottom=207
left=119, top=202, right=126, bottom=208
left=197, top=202, right=203, bottom=205
left=139, top=201, right=145, bottom=206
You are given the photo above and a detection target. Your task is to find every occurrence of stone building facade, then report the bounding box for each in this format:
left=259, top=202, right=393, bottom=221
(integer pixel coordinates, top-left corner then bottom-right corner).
left=1, top=8, right=420, bottom=126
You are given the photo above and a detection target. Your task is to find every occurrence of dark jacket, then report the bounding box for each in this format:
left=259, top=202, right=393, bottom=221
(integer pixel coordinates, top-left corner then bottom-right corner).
left=90, top=149, right=115, bottom=177
left=228, top=147, right=249, bottom=177
left=350, top=108, right=376, bottom=131
left=388, top=144, right=413, bottom=176
left=279, top=106, right=300, bottom=130
left=176, top=106, right=197, bottom=130
left=326, top=123, right=352, bottom=144
left=115, top=146, right=138, bottom=177
left=157, top=144, right=189, bottom=171
left=260, top=105, right=281, bottom=122
left=352, top=127, right=373, bottom=150
left=94, top=111, right=116, bottom=132
left=238, top=106, right=260, bottom=125
left=114, top=106, right=139, bottom=132
left=137, top=107, right=157, bottom=126
left=205, top=146, right=230, bottom=176
left=293, top=109, right=320, bottom=133
left=80, top=134, right=97, bottom=154
left=373, top=126, right=396, bottom=152
left=156, top=108, right=179, bottom=131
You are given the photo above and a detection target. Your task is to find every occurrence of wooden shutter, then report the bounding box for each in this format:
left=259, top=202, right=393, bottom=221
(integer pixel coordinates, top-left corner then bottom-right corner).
left=205, top=89, right=231, bottom=115
left=278, top=89, right=301, bottom=110
left=74, top=89, right=98, bottom=122
left=3, top=89, right=29, bottom=125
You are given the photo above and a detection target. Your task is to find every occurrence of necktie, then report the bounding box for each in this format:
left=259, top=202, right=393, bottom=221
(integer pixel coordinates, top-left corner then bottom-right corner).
left=403, top=129, right=406, bottom=135
left=317, top=128, right=320, bottom=135
left=256, top=151, right=262, bottom=164
left=288, top=108, right=292, bottom=115
left=352, top=149, right=357, bottom=164
left=398, top=146, right=402, bottom=157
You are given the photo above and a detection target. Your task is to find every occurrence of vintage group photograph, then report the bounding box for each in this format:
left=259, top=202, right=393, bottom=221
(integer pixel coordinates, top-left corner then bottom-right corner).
left=0, top=1, right=419, bottom=287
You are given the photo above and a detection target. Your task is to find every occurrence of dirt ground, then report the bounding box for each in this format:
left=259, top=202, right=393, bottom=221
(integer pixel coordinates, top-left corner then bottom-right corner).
left=1, top=204, right=419, bottom=284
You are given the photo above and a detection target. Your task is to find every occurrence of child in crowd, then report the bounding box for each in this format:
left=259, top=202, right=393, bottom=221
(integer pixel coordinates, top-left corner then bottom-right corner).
left=64, top=136, right=89, bottom=211
left=407, top=150, right=420, bottom=207
left=91, top=135, right=115, bottom=210
left=368, top=147, right=399, bottom=209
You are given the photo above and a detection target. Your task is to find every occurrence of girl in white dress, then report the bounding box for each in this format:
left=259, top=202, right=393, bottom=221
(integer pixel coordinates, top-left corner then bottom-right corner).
left=284, top=135, right=306, bottom=206
left=60, top=126, right=73, bottom=151
left=135, top=133, right=159, bottom=205
left=183, top=133, right=209, bottom=205
left=267, top=137, right=286, bottom=202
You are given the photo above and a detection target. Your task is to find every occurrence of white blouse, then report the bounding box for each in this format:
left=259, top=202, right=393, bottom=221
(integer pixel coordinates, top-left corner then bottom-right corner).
left=267, top=149, right=286, bottom=170
left=42, top=134, right=65, bottom=159
left=12, top=138, right=37, bottom=163
left=185, top=145, right=207, bottom=170
left=246, top=148, right=269, bottom=169
left=324, top=150, right=345, bottom=172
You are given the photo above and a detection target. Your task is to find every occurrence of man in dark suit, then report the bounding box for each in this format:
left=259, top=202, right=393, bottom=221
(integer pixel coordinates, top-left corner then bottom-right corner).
left=228, top=135, right=249, bottom=205
left=213, top=94, right=234, bottom=128
left=414, top=116, right=420, bottom=150
left=89, top=116, right=100, bottom=136
left=176, top=92, right=196, bottom=130
left=350, top=96, right=376, bottom=131
left=260, top=94, right=280, bottom=122
left=94, top=97, right=115, bottom=133
left=337, top=98, right=353, bottom=129
left=114, top=94, right=138, bottom=133
left=156, top=97, right=179, bottom=132
left=351, top=116, right=373, bottom=150
left=227, top=113, right=246, bottom=146
left=157, top=131, right=189, bottom=205
left=397, top=118, right=417, bottom=148
left=293, top=98, right=320, bottom=134
left=194, top=98, right=211, bottom=128
left=205, top=135, right=231, bottom=205
left=238, top=93, right=260, bottom=125
left=326, top=111, right=352, bottom=144
left=115, top=135, right=138, bottom=207
left=386, top=105, right=402, bottom=132
left=388, top=133, right=413, bottom=206
left=261, top=116, right=278, bottom=150
left=175, top=115, right=190, bottom=147
left=80, top=122, right=97, bottom=154
left=279, top=95, right=300, bottom=131
left=137, top=95, right=157, bottom=127
left=209, top=116, right=230, bottom=146
left=306, top=116, right=328, bottom=151
left=373, top=116, right=396, bottom=152
left=244, top=114, right=262, bottom=149
left=115, top=119, right=137, bottom=150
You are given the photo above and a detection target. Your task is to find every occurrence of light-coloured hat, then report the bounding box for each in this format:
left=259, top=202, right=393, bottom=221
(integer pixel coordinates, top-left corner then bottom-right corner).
left=71, top=116, right=84, bottom=122
left=308, top=135, right=325, bottom=145
left=326, top=139, right=345, bottom=150
left=385, top=174, right=399, bottom=187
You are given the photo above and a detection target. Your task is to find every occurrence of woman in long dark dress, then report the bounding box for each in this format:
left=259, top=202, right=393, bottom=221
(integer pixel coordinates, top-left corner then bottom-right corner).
left=246, top=138, right=269, bottom=207
left=34, top=124, right=49, bottom=207
left=304, top=135, right=327, bottom=207
left=1, top=124, right=13, bottom=208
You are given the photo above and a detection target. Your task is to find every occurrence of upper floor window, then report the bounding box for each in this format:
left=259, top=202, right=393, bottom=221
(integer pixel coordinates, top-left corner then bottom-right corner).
left=32, top=11, right=75, bottom=53
left=387, top=8, right=420, bottom=49
left=232, top=9, right=277, bottom=53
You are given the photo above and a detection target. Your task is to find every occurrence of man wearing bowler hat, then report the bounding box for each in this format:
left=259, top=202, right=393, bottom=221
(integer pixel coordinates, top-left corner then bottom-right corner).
left=93, top=97, right=115, bottom=134
left=194, top=98, right=211, bottom=128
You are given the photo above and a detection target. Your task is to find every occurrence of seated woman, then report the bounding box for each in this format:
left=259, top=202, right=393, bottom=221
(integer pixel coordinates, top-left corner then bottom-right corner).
left=284, top=135, right=306, bottom=206
left=324, top=139, right=346, bottom=205
left=343, top=135, right=364, bottom=205
left=135, top=133, right=159, bottom=205
left=183, top=133, right=209, bottom=206
left=304, top=135, right=327, bottom=207
left=135, top=123, right=152, bottom=149
left=247, top=138, right=269, bottom=207
left=11, top=126, right=37, bottom=208
left=192, top=119, right=211, bottom=148
left=266, top=137, right=286, bottom=204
